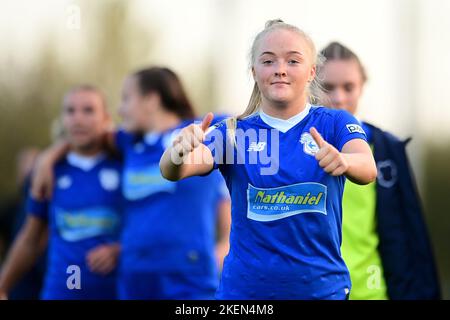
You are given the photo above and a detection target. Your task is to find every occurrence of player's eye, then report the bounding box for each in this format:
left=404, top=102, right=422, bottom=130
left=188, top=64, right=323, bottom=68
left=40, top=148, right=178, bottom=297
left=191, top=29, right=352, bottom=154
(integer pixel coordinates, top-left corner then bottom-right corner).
left=65, top=106, right=75, bottom=114
left=262, top=60, right=273, bottom=65
left=322, top=84, right=335, bottom=92
left=288, top=60, right=300, bottom=64
left=344, top=84, right=355, bottom=92
left=83, top=105, right=94, bottom=114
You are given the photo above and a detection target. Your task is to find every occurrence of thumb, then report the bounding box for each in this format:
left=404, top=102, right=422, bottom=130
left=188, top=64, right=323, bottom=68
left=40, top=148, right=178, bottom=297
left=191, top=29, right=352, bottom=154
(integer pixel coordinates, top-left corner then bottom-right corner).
left=201, top=112, right=214, bottom=132
left=309, top=127, right=326, bottom=148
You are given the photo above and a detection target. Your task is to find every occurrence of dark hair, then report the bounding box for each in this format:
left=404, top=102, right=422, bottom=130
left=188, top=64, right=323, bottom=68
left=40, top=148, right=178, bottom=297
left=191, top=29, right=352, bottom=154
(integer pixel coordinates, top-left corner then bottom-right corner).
left=132, top=67, right=196, bottom=120
left=320, top=42, right=368, bottom=83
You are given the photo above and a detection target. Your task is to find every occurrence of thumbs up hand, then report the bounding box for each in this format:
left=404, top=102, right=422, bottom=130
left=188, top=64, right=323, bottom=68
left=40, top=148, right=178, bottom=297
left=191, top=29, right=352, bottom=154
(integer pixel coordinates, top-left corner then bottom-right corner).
left=172, top=112, right=214, bottom=159
left=309, top=127, right=349, bottom=177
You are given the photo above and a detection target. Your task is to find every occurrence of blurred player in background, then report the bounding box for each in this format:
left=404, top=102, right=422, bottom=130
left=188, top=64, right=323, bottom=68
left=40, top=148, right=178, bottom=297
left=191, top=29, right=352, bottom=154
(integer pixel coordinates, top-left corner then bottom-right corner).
left=318, top=42, right=441, bottom=299
left=32, top=67, right=231, bottom=300
left=0, top=85, right=123, bottom=299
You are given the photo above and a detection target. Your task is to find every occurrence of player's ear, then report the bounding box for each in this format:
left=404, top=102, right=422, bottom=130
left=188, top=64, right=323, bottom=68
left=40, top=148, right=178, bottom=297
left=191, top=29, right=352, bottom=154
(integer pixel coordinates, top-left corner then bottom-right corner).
left=358, top=78, right=365, bottom=94
left=309, top=65, right=316, bottom=82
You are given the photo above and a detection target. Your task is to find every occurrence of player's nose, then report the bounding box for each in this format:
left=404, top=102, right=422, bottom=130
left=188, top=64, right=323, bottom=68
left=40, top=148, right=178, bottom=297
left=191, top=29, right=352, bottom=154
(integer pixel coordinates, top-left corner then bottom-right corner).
left=330, top=89, right=345, bottom=109
left=274, top=62, right=287, bottom=77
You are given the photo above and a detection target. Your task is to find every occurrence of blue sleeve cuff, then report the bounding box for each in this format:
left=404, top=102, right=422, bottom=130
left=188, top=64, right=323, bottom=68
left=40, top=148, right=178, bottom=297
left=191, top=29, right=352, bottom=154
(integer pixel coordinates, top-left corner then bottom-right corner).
left=26, top=195, right=49, bottom=221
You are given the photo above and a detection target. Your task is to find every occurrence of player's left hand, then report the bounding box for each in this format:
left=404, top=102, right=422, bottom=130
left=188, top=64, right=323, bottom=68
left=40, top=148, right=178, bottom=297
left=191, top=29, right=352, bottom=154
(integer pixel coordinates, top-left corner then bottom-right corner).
left=86, top=243, right=121, bottom=275
left=310, top=127, right=349, bottom=176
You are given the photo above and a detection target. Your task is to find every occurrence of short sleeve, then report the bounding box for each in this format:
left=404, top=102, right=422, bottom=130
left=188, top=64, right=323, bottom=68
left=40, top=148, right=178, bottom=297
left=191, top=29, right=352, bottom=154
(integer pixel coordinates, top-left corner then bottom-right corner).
left=334, top=110, right=368, bottom=151
left=26, top=194, right=49, bottom=222
left=203, top=121, right=228, bottom=170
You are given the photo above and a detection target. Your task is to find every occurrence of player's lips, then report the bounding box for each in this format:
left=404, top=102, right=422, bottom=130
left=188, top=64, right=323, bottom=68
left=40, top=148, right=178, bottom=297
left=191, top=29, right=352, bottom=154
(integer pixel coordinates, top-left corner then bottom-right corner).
left=271, top=81, right=290, bottom=85
left=71, top=129, right=89, bottom=135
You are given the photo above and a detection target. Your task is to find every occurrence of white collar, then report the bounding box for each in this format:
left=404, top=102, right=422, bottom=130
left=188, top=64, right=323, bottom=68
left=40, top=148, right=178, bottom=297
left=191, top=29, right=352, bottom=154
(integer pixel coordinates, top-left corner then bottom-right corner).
left=67, top=152, right=106, bottom=171
left=259, top=104, right=311, bottom=133
left=144, top=132, right=161, bottom=145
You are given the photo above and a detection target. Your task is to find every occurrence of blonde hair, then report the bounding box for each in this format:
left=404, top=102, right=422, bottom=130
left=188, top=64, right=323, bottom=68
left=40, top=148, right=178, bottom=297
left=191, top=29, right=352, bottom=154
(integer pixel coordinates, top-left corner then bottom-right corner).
left=239, top=19, right=323, bottom=119
left=225, top=19, right=324, bottom=142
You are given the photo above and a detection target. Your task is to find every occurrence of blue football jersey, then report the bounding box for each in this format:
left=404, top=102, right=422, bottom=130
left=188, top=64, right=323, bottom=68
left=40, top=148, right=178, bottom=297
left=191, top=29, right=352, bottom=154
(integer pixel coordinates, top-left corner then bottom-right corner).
left=115, top=118, right=229, bottom=283
left=27, top=152, right=123, bottom=300
left=203, top=105, right=368, bottom=299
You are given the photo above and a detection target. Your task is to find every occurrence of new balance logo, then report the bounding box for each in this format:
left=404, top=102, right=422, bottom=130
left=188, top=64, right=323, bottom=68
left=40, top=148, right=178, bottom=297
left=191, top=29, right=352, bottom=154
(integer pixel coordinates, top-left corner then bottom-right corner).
left=248, top=142, right=266, bottom=152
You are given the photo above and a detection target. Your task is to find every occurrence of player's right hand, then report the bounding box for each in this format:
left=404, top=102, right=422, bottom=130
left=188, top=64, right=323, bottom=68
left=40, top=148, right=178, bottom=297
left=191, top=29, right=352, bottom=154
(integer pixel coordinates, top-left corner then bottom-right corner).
left=86, top=243, right=120, bottom=276
left=310, top=127, right=349, bottom=176
left=0, top=289, right=8, bottom=300
left=171, top=112, right=214, bottom=159
left=31, top=151, right=55, bottom=200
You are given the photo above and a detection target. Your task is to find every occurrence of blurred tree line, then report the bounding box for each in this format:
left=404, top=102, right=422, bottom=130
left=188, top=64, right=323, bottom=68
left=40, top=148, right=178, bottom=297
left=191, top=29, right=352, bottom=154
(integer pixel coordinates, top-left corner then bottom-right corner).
left=0, top=0, right=152, bottom=200
left=423, top=144, right=450, bottom=299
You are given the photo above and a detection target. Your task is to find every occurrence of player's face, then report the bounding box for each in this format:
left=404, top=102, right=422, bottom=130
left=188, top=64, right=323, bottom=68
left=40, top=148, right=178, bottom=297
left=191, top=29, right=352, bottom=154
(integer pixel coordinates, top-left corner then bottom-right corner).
left=252, top=28, right=315, bottom=108
left=118, top=76, right=156, bottom=133
left=62, top=90, right=108, bottom=150
left=320, top=59, right=364, bottom=115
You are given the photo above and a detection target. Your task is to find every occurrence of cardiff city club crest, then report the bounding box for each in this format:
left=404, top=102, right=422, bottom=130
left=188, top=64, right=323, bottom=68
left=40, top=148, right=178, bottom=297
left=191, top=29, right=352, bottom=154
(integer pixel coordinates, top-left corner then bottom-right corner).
left=300, top=132, right=319, bottom=156
left=99, top=169, right=119, bottom=191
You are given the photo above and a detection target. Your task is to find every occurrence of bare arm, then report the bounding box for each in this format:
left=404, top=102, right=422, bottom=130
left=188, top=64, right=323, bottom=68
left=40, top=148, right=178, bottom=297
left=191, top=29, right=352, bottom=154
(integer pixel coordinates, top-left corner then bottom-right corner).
left=0, top=216, right=48, bottom=299
left=31, top=139, right=70, bottom=200
left=310, top=127, right=377, bottom=185
left=215, top=199, right=231, bottom=271
left=103, top=130, right=118, bottom=154
left=341, top=139, right=377, bottom=184
left=160, top=144, right=215, bottom=181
